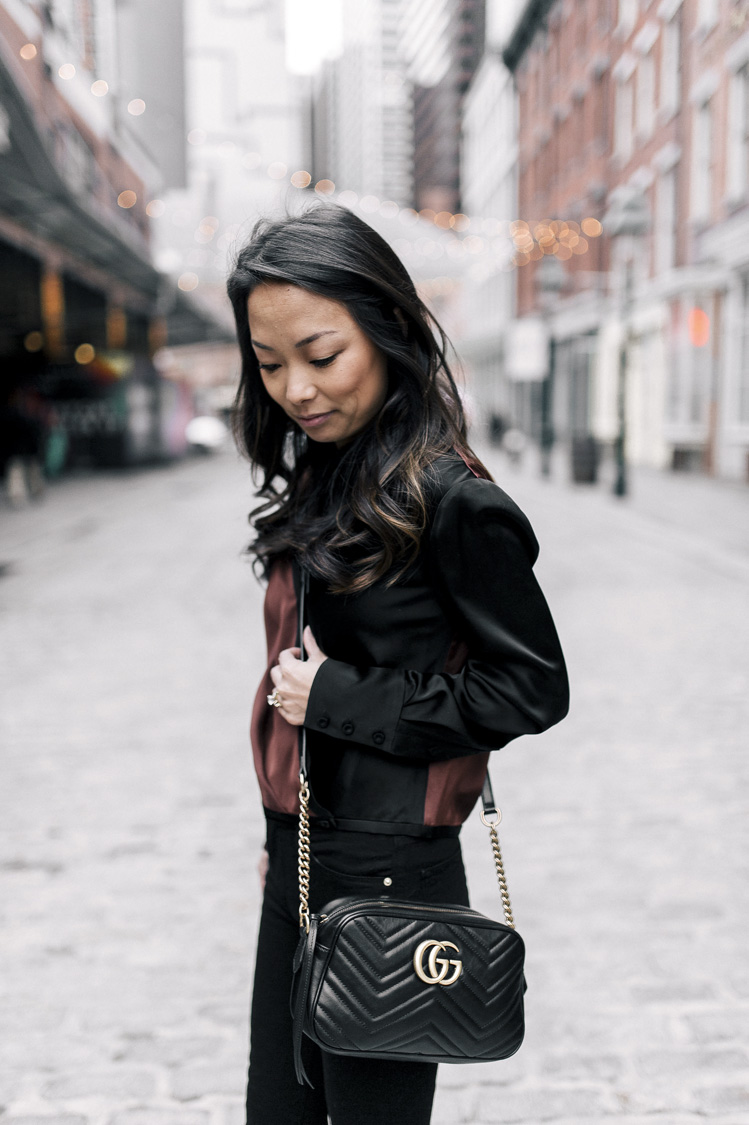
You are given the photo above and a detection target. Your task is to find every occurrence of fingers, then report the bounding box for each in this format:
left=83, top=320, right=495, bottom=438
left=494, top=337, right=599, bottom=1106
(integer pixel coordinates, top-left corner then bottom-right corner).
left=269, top=633, right=324, bottom=729
left=303, top=625, right=327, bottom=660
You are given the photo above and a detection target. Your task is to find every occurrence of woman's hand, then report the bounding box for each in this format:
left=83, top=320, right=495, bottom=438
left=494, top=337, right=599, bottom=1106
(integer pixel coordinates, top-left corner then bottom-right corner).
left=269, top=626, right=328, bottom=726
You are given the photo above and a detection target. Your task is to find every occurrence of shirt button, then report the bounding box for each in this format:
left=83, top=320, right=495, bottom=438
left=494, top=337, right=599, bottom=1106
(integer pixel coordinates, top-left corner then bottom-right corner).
left=372, top=730, right=385, bottom=746
left=383, top=877, right=392, bottom=887
left=342, top=720, right=355, bottom=736
left=317, top=716, right=330, bottom=729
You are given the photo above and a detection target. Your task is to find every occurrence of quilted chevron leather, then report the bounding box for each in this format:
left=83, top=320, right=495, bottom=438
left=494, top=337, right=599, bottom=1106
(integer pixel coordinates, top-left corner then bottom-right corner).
left=293, top=897, right=525, bottom=1077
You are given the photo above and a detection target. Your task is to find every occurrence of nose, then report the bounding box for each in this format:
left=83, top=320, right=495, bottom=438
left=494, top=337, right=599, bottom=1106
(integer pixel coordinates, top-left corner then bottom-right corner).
left=284, top=363, right=317, bottom=407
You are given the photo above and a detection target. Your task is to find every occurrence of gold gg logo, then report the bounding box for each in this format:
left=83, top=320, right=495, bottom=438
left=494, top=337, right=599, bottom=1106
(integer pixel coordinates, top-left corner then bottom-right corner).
left=413, top=939, right=463, bottom=986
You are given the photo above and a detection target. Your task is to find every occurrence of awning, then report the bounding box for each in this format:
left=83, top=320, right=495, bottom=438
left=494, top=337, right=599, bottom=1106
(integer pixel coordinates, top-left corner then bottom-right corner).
left=0, top=46, right=232, bottom=346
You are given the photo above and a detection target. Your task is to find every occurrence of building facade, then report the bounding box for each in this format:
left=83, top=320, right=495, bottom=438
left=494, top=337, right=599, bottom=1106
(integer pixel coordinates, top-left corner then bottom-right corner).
left=0, top=0, right=221, bottom=476
left=458, top=0, right=523, bottom=429
left=503, top=0, right=612, bottom=464
left=403, top=0, right=486, bottom=212
left=689, top=0, right=749, bottom=480
left=500, top=0, right=749, bottom=482
left=311, top=0, right=413, bottom=204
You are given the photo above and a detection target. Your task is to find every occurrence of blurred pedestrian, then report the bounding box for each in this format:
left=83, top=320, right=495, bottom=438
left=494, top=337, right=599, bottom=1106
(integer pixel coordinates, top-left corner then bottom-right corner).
left=0, top=389, right=47, bottom=506
left=227, top=204, right=569, bottom=1125
left=502, top=426, right=527, bottom=466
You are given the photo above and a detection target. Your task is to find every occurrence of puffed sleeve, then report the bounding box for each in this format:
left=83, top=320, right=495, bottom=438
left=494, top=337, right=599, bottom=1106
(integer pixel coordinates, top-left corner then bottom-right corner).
left=304, top=476, right=569, bottom=760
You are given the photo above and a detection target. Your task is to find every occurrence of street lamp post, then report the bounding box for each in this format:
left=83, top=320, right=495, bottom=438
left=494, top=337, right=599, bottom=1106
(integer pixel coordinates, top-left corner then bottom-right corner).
left=603, top=192, right=650, bottom=498
left=536, top=255, right=566, bottom=479
left=613, top=262, right=634, bottom=497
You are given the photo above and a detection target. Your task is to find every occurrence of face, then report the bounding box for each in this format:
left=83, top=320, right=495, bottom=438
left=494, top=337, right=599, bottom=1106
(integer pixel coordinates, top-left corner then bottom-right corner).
left=247, top=282, right=388, bottom=445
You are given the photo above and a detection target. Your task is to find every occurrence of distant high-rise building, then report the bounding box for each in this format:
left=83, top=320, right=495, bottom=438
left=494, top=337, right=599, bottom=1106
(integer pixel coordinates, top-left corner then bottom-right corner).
left=402, top=0, right=485, bottom=213
left=115, top=0, right=188, bottom=190
left=152, top=0, right=305, bottom=301
left=312, top=0, right=413, bottom=204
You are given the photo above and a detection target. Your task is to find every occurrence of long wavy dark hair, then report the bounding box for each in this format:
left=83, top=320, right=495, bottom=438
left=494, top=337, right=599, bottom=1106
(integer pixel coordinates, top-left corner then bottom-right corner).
left=227, top=203, right=488, bottom=593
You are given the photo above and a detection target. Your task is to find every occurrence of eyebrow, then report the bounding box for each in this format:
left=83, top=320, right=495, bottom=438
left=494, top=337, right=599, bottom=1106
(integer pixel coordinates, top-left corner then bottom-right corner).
left=251, top=330, right=340, bottom=352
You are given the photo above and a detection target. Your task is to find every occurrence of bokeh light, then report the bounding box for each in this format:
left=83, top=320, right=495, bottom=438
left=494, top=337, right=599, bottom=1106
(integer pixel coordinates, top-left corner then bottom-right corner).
left=688, top=307, right=710, bottom=347
left=146, top=199, right=166, bottom=218
left=117, top=190, right=137, bottom=209
left=58, top=64, right=75, bottom=79
left=91, top=80, right=108, bottom=96
left=20, top=43, right=37, bottom=60
left=23, top=331, right=44, bottom=352
left=582, top=217, right=602, bottom=237
left=315, top=179, right=335, bottom=195
left=178, top=273, right=199, bottom=291
left=74, top=343, right=95, bottom=364
left=128, top=99, right=146, bottom=116
left=291, top=170, right=312, bottom=188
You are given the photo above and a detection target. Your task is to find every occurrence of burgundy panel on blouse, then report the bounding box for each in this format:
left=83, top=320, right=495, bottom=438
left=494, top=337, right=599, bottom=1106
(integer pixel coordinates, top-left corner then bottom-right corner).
left=423, top=638, right=490, bottom=826
left=250, top=557, right=301, bottom=816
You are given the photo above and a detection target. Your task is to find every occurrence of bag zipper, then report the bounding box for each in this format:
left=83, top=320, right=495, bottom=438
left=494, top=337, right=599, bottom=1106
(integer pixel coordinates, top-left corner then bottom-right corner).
left=318, top=900, right=506, bottom=925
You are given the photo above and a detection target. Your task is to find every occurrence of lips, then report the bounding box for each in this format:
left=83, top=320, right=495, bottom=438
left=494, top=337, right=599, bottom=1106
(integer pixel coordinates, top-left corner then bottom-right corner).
left=296, top=411, right=334, bottom=426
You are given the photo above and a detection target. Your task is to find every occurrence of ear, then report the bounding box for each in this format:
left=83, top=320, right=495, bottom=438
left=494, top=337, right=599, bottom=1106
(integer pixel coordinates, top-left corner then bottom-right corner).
left=393, top=307, right=408, bottom=339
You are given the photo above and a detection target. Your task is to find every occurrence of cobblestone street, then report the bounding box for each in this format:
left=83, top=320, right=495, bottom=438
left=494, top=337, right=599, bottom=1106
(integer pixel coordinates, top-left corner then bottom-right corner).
left=1, top=446, right=747, bottom=1125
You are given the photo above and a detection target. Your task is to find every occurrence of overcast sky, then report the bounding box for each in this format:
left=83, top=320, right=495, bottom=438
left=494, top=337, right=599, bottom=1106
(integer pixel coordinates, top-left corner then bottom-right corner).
left=285, top=0, right=343, bottom=74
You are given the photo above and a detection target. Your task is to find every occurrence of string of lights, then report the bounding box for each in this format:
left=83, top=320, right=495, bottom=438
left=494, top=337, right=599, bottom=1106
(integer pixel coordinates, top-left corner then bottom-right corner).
left=18, top=38, right=605, bottom=291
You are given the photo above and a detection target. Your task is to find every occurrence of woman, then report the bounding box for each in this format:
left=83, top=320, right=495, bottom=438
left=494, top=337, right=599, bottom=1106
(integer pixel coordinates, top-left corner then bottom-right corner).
left=227, top=204, right=569, bottom=1125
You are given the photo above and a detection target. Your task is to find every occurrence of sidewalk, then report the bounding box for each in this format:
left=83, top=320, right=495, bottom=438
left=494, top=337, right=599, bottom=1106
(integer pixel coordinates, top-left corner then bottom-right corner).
left=481, top=439, right=749, bottom=556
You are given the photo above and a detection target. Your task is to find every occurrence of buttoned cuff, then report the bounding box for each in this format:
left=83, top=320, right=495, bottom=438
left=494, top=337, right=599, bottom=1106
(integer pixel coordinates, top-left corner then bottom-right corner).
left=304, top=658, right=405, bottom=753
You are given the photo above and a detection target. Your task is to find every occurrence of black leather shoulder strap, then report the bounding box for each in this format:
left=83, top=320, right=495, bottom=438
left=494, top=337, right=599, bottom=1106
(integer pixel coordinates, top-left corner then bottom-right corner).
left=298, top=564, right=310, bottom=778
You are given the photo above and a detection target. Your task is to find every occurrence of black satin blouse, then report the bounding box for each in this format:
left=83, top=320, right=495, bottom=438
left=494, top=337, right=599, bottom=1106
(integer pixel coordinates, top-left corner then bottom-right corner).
left=299, top=452, right=569, bottom=834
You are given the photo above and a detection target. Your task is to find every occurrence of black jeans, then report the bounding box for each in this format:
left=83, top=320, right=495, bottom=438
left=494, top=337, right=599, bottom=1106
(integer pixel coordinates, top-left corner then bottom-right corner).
left=246, top=814, right=470, bottom=1125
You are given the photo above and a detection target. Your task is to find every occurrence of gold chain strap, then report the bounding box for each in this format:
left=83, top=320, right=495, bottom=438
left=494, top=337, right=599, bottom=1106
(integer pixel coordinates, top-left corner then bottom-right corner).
left=480, top=807, right=515, bottom=930
left=299, top=776, right=515, bottom=934
left=298, top=772, right=312, bottom=933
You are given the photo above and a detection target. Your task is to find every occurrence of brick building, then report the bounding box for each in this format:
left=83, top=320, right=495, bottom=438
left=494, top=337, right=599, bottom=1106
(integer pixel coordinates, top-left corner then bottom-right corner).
left=503, top=0, right=613, bottom=461
left=687, top=0, right=749, bottom=480
left=499, top=0, right=749, bottom=482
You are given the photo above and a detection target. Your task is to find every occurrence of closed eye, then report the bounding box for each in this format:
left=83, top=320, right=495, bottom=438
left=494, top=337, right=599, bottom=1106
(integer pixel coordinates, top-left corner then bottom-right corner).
left=258, top=354, right=338, bottom=373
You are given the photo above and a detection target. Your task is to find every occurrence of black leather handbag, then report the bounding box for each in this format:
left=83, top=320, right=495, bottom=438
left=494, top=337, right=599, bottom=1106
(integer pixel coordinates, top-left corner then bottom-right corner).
left=290, top=573, right=526, bottom=1086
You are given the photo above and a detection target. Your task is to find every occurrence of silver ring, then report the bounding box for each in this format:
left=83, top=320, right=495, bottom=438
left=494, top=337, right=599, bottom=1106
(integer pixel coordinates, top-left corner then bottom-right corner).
left=267, top=688, right=282, bottom=709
